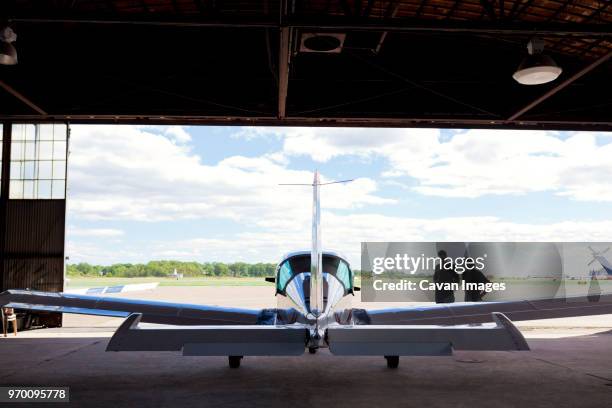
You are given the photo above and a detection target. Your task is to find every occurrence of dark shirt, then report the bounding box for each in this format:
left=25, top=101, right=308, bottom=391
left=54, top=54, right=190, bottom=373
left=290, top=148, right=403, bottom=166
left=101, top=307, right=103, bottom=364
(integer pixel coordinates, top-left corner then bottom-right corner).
left=433, top=265, right=459, bottom=303
left=462, top=268, right=490, bottom=302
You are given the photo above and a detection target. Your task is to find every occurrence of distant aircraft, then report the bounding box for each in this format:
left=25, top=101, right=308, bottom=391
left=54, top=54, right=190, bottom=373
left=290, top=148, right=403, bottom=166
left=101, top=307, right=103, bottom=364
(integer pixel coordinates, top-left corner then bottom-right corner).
left=588, top=246, right=612, bottom=278
left=170, top=268, right=183, bottom=280
left=2, top=171, right=612, bottom=368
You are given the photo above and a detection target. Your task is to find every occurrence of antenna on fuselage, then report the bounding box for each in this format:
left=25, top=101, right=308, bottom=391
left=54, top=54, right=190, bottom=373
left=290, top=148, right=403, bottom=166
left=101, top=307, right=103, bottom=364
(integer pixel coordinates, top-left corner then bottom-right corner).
left=279, top=171, right=353, bottom=318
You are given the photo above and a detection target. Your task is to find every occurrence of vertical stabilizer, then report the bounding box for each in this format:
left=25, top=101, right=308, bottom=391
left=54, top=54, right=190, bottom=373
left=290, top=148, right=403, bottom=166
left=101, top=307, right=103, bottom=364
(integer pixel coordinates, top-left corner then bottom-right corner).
left=310, top=171, right=323, bottom=316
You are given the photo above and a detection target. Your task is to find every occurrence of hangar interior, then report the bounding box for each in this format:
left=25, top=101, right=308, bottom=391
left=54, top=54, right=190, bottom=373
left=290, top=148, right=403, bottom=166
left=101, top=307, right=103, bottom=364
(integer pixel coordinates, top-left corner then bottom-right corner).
left=0, top=0, right=610, bottom=327
left=0, top=0, right=610, bottom=128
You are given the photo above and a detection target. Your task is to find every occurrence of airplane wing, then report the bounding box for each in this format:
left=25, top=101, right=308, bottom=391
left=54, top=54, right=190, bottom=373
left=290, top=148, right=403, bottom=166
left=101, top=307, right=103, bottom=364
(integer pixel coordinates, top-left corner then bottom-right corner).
left=350, top=293, right=612, bottom=326
left=0, top=289, right=274, bottom=325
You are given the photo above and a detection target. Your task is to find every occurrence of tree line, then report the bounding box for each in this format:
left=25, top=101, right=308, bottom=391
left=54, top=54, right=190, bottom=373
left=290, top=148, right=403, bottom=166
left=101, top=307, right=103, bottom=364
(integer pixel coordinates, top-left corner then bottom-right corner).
left=67, top=261, right=277, bottom=278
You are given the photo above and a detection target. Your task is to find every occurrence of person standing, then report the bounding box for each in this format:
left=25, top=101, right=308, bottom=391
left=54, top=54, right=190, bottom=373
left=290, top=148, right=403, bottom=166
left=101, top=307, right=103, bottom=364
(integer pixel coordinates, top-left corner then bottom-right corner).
left=433, top=250, right=459, bottom=303
left=463, top=266, right=490, bottom=302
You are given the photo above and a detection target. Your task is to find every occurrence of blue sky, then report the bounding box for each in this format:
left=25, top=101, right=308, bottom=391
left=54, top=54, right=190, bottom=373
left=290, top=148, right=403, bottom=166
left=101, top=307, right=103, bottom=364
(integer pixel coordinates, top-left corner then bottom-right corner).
left=66, top=125, right=612, bottom=267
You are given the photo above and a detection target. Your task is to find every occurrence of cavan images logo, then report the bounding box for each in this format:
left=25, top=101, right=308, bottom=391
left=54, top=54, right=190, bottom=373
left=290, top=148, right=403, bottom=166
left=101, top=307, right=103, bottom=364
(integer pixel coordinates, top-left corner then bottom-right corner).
left=370, top=253, right=506, bottom=293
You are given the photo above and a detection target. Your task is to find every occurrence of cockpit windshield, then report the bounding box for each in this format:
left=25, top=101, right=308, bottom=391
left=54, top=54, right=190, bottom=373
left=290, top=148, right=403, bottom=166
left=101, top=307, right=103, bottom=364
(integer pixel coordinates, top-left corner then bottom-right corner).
left=276, top=254, right=353, bottom=293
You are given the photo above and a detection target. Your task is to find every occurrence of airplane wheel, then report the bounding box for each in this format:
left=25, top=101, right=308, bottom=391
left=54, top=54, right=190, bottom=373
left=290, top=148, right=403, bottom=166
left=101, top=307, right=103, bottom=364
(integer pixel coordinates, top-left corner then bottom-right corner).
left=308, top=347, right=317, bottom=354
left=228, top=356, right=242, bottom=368
left=385, top=356, right=399, bottom=369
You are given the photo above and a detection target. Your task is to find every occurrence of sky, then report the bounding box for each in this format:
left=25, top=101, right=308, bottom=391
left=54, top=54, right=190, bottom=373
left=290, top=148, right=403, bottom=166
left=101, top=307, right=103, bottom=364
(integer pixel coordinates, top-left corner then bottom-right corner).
left=65, top=125, right=612, bottom=268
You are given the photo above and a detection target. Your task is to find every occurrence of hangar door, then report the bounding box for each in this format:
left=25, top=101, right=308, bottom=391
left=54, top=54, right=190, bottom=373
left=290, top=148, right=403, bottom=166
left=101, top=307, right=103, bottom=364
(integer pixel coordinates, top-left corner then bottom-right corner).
left=0, top=123, right=68, bottom=308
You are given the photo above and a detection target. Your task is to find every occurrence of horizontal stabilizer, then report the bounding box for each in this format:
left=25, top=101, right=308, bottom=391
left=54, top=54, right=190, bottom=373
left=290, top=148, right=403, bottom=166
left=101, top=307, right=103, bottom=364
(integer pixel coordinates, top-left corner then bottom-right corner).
left=107, top=313, right=308, bottom=356
left=328, top=313, right=528, bottom=356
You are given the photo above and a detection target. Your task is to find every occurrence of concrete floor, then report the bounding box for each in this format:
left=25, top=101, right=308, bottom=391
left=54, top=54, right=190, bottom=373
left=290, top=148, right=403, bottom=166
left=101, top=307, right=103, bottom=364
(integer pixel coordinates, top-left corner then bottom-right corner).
left=1, top=286, right=612, bottom=407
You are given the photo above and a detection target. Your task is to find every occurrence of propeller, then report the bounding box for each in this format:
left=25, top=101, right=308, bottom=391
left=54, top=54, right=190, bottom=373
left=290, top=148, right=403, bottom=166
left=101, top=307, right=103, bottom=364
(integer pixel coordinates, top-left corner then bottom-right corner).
left=587, top=247, right=610, bottom=267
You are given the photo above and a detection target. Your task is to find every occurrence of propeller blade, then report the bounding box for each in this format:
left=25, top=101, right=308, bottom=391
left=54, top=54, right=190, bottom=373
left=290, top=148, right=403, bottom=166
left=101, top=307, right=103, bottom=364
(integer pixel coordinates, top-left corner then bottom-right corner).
left=588, top=259, right=596, bottom=266
left=602, top=247, right=610, bottom=254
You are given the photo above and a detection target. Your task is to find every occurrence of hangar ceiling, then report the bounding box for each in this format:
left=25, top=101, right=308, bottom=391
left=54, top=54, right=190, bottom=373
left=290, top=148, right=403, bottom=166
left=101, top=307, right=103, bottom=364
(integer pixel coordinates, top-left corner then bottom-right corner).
left=0, top=0, right=610, bottom=130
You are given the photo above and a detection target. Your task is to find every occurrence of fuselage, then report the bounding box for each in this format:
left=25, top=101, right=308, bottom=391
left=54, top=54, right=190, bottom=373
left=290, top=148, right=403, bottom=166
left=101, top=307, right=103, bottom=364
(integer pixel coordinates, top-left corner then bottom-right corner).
left=276, top=171, right=355, bottom=347
left=274, top=250, right=355, bottom=345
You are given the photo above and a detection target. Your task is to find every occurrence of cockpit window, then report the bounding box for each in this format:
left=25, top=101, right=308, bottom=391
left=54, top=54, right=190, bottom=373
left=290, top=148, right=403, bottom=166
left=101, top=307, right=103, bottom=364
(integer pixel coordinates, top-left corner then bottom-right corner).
left=277, top=261, right=293, bottom=292
left=335, top=261, right=352, bottom=289
left=276, top=254, right=353, bottom=293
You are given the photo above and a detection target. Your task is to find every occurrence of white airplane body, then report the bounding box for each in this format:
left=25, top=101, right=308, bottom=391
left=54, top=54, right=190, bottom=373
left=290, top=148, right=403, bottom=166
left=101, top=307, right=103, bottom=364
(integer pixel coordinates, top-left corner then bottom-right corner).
left=3, top=172, right=612, bottom=368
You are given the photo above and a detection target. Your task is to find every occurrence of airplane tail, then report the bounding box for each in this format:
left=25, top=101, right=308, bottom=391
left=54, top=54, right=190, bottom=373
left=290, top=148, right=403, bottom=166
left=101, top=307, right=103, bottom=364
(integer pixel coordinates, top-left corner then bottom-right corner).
left=280, top=171, right=353, bottom=317
left=311, top=171, right=323, bottom=316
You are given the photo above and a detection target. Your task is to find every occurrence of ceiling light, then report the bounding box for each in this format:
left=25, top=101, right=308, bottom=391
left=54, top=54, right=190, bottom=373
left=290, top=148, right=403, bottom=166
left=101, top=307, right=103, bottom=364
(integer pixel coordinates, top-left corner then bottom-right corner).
left=513, top=38, right=561, bottom=85
left=300, top=33, right=346, bottom=53
left=0, top=27, right=18, bottom=65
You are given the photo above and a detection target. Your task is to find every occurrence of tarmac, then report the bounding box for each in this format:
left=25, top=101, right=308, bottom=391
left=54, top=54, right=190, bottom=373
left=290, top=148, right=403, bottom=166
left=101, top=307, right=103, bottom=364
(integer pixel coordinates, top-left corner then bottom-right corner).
left=1, top=286, right=611, bottom=407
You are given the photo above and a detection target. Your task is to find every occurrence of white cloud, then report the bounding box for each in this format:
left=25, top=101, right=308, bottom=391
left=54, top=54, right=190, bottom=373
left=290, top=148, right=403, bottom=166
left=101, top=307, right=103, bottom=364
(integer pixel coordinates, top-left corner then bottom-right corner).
left=68, top=125, right=391, bottom=224
left=66, top=240, right=143, bottom=264
left=135, top=125, right=192, bottom=143
left=69, top=214, right=612, bottom=267
left=163, top=126, right=192, bottom=143
left=235, top=127, right=612, bottom=202
left=65, top=125, right=612, bottom=265
left=67, top=226, right=124, bottom=237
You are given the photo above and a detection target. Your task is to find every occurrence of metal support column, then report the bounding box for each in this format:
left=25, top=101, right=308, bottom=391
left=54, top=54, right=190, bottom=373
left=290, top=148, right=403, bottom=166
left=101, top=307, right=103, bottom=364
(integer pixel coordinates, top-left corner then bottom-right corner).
left=0, top=123, right=12, bottom=291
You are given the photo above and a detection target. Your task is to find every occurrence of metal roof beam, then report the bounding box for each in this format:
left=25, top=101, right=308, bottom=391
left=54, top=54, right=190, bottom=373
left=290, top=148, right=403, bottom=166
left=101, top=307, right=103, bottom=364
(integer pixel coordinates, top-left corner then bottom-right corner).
left=0, top=80, right=47, bottom=115
left=278, top=27, right=290, bottom=119
left=374, top=0, right=402, bottom=53
left=277, top=0, right=291, bottom=119
left=287, top=17, right=612, bottom=36
left=0, top=113, right=610, bottom=131
left=10, top=16, right=612, bottom=37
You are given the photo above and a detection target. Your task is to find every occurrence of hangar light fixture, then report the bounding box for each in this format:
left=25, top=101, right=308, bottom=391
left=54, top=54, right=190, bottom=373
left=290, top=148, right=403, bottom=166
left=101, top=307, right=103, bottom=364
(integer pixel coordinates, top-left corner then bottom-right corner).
left=300, top=33, right=346, bottom=53
left=0, top=27, right=18, bottom=65
left=513, top=38, right=562, bottom=85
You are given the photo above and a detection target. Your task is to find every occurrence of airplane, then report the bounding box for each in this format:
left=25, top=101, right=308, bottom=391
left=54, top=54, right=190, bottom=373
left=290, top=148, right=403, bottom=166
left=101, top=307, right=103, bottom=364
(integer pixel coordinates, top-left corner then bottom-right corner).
left=588, top=246, right=612, bottom=278
left=170, top=268, right=184, bottom=280
left=2, top=171, right=612, bottom=369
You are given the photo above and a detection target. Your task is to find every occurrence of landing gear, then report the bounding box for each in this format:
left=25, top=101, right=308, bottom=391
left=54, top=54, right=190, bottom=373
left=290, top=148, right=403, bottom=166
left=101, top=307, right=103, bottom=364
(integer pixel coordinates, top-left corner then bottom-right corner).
left=385, top=356, right=399, bottom=369
left=228, top=356, right=243, bottom=368
left=308, top=347, right=317, bottom=354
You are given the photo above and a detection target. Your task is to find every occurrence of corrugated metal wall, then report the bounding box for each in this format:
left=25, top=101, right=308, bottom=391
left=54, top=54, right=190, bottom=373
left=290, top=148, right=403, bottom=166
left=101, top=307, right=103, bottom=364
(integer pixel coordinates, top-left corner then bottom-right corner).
left=2, top=200, right=66, bottom=292
left=0, top=123, right=67, bottom=327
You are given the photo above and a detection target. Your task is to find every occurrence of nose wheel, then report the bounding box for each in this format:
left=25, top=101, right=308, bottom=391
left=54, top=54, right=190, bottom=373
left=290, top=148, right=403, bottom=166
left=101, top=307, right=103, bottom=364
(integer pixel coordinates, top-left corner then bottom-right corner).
left=228, top=356, right=243, bottom=368
left=385, top=356, right=399, bottom=369
left=308, top=347, right=317, bottom=354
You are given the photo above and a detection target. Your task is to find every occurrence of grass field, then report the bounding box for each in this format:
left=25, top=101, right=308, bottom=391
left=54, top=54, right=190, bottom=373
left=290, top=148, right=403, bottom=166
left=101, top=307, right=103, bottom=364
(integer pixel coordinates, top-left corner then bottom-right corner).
left=66, top=276, right=272, bottom=288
